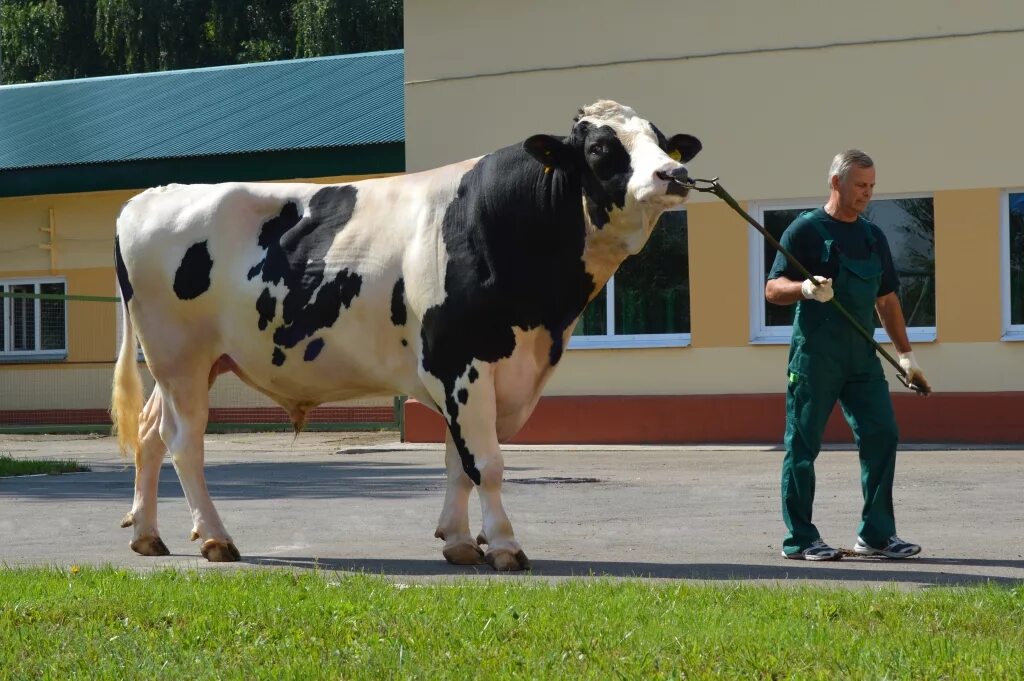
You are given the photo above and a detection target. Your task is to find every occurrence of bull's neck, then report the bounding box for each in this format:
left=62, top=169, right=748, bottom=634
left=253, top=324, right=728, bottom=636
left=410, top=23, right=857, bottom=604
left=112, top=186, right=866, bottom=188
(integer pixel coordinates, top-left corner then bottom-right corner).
left=580, top=200, right=660, bottom=299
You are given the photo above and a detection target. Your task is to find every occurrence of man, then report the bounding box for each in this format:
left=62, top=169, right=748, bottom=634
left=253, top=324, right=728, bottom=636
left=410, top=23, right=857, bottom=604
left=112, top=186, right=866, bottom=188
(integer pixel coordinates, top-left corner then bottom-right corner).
left=765, top=149, right=931, bottom=561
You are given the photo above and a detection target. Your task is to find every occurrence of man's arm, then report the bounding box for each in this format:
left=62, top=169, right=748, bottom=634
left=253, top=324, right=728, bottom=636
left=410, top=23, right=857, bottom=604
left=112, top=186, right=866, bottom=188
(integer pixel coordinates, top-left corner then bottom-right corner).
left=766, top=275, right=833, bottom=305
left=875, top=292, right=911, bottom=353
left=876, top=292, right=931, bottom=393
left=765, top=276, right=804, bottom=305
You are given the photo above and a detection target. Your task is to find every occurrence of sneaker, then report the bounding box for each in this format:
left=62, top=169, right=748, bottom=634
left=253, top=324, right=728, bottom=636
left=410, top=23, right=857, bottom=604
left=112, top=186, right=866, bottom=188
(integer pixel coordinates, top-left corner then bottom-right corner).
left=781, top=539, right=843, bottom=561
left=853, top=535, right=921, bottom=559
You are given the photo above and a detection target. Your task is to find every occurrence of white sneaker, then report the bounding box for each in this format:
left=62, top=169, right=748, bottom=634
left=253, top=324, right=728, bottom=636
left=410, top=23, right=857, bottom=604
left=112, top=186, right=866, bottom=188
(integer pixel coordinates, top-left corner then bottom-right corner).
left=854, top=535, right=921, bottom=559
left=782, top=539, right=843, bottom=561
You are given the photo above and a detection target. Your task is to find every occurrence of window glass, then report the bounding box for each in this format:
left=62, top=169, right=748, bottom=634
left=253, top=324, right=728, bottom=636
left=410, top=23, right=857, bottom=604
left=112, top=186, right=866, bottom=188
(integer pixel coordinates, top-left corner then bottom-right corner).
left=614, top=211, right=690, bottom=334
left=40, top=282, right=66, bottom=350
left=759, top=198, right=935, bottom=333
left=1009, top=192, right=1024, bottom=326
left=573, top=211, right=689, bottom=340
left=11, top=283, right=36, bottom=351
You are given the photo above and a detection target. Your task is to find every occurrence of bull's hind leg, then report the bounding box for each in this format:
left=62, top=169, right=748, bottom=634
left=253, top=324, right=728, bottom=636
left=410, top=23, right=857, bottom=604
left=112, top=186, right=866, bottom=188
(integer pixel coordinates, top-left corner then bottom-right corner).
left=121, top=388, right=171, bottom=555
left=435, top=431, right=484, bottom=565
left=155, top=366, right=239, bottom=562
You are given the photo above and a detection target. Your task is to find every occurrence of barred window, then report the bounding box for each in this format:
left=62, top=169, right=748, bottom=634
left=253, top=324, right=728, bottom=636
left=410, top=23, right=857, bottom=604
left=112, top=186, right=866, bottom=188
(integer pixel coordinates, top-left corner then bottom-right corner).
left=0, top=278, right=67, bottom=359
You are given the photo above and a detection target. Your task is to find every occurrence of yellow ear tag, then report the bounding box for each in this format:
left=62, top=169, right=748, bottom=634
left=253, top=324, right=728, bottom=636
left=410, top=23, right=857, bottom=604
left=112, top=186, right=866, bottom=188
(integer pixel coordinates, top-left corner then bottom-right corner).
left=669, top=149, right=682, bottom=162
left=544, top=166, right=552, bottom=173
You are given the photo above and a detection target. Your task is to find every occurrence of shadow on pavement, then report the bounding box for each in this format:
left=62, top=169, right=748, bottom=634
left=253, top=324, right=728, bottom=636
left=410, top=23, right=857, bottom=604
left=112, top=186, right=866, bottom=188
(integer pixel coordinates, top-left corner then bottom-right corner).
left=241, top=555, right=1024, bottom=587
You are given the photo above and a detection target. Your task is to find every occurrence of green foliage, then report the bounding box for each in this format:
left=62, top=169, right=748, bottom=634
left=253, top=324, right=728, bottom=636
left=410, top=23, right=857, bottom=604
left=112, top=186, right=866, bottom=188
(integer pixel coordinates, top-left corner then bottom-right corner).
left=0, top=455, right=88, bottom=476
left=293, top=0, right=401, bottom=58
left=1, top=0, right=68, bottom=82
left=0, top=568, right=1022, bottom=679
left=1, top=0, right=402, bottom=84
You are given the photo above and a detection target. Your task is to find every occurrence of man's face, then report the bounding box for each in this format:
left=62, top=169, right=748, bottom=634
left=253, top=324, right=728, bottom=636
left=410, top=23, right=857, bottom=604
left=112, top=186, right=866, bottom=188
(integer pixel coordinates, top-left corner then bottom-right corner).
left=835, top=165, right=876, bottom=215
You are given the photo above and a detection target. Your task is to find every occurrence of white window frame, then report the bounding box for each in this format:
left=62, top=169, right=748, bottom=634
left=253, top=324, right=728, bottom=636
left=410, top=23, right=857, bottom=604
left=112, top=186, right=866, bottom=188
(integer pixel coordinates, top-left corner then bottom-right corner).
left=567, top=275, right=692, bottom=349
left=748, top=195, right=937, bottom=345
left=1001, top=188, right=1024, bottom=341
left=568, top=209, right=691, bottom=350
left=0, top=276, right=68, bottom=361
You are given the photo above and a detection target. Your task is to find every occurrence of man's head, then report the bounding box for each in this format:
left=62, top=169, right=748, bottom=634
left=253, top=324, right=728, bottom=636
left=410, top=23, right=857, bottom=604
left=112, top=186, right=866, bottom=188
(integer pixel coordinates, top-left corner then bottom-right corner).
left=828, top=149, right=875, bottom=217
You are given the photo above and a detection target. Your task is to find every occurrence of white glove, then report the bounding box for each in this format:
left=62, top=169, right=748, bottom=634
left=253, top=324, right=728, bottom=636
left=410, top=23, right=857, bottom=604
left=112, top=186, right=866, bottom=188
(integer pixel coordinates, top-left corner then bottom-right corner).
left=801, top=276, right=834, bottom=303
left=898, top=351, right=931, bottom=394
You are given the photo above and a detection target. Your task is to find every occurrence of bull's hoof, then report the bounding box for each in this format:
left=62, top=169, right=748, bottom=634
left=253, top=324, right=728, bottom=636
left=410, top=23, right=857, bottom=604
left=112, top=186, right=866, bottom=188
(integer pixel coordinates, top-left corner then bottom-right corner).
left=201, top=539, right=241, bottom=562
left=485, top=548, right=531, bottom=572
left=120, top=512, right=135, bottom=528
left=130, top=535, right=170, bottom=556
left=442, top=541, right=485, bottom=565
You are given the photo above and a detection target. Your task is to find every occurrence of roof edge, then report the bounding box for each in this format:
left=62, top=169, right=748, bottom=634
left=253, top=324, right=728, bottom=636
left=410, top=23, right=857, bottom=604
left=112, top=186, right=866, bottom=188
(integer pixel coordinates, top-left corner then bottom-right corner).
left=0, top=48, right=404, bottom=91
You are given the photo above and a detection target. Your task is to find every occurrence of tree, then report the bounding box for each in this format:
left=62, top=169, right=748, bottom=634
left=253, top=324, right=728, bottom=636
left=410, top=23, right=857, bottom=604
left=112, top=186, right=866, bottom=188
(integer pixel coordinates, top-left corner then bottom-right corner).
left=2, top=0, right=401, bottom=84
left=1, top=0, right=69, bottom=83
left=293, top=0, right=401, bottom=58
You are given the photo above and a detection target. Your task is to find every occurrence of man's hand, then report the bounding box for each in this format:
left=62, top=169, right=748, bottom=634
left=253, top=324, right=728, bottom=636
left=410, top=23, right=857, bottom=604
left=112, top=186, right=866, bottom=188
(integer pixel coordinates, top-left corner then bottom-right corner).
left=801, top=276, right=834, bottom=303
left=898, top=351, right=931, bottom=395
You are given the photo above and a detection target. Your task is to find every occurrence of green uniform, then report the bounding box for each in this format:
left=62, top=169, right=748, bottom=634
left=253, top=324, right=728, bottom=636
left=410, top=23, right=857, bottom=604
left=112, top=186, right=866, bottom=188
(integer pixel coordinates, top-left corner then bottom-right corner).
left=767, top=208, right=901, bottom=555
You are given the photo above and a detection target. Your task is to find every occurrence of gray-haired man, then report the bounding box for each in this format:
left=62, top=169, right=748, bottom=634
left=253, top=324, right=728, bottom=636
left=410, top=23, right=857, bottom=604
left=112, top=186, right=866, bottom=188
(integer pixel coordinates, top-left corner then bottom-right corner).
left=765, top=150, right=930, bottom=561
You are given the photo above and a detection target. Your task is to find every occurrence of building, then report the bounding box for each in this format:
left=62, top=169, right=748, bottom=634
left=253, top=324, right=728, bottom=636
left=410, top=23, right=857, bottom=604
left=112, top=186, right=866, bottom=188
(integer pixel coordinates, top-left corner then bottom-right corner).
left=402, top=2, right=1024, bottom=443
left=0, top=50, right=404, bottom=430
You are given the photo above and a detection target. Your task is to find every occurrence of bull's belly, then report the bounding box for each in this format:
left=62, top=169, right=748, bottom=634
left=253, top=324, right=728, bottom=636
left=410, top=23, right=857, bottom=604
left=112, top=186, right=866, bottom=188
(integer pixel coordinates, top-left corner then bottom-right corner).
left=214, top=318, right=429, bottom=409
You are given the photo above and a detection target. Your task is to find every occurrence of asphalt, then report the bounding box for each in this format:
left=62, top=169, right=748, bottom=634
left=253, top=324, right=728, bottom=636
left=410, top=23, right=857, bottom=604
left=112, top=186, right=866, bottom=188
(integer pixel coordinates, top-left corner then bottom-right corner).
left=1, top=432, right=1022, bottom=589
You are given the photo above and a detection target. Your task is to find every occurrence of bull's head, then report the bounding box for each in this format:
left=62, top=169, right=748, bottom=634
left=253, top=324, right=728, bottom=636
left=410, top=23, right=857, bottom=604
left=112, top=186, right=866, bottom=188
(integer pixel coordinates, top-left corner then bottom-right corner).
left=523, top=100, right=701, bottom=252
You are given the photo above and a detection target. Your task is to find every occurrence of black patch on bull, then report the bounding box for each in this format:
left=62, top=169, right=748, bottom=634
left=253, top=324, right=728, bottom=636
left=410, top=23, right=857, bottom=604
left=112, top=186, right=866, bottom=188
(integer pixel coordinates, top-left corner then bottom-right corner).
left=573, top=122, right=632, bottom=229
left=420, top=141, right=599, bottom=485
left=458, top=388, right=469, bottom=405
left=173, top=240, right=213, bottom=300
left=468, top=367, right=478, bottom=383
left=114, top=235, right=133, bottom=304
left=304, top=338, right=325, bottom=361
left=256, top=288, right=276, bottom=331
left=247, top=185, right=363, bottom=365
left=272, top=347, right=286, bottom=366
left=390, top=278, right=406, bottom=326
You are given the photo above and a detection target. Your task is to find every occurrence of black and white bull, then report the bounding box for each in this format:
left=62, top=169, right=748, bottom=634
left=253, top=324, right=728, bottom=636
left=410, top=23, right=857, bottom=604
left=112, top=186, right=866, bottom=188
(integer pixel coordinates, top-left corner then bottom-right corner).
left=111, top=100, right=701, bottom=570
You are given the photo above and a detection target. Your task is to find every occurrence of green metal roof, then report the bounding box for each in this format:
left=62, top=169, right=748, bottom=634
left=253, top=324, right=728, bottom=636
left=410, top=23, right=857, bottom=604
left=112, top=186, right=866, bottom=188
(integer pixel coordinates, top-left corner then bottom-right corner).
left=0, top=49, right=404, bottom=172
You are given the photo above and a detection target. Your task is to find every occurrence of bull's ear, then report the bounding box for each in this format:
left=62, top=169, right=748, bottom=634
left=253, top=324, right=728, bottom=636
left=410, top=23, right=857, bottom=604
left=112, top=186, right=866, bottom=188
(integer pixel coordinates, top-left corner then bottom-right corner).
left=524, top=134, right=575, bottom=169
left=667, top=134, right=702, bottom=163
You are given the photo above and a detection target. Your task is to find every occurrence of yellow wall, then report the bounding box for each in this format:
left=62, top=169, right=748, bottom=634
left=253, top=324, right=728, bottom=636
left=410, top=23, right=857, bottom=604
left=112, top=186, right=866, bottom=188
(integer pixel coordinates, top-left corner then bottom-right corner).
left=406, top=1, right=1024, bottom=397
left=933, top=189, right=1002, bottom=342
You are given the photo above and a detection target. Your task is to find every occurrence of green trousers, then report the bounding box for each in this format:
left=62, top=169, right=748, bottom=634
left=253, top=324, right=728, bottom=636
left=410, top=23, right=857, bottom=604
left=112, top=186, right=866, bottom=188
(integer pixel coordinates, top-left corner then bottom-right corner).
left=781, top=355, right=900, bottom=554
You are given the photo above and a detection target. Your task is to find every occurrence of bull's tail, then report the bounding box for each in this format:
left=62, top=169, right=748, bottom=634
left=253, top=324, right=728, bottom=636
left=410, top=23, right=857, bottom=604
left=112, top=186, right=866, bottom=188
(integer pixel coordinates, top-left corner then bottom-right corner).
left=110, top=297, right=143, bottom=460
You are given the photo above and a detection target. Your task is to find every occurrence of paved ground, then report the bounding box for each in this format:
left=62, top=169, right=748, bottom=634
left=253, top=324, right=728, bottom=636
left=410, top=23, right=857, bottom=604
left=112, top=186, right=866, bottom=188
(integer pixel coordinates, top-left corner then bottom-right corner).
left=1, top=432, right=1022, bottom=588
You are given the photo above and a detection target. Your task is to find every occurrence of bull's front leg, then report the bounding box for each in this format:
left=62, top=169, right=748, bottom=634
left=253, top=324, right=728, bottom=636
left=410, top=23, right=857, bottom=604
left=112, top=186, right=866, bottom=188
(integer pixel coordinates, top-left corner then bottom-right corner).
left=434, top=431, right=484, bottom=565
left=436, top=374, right=529, bottom=572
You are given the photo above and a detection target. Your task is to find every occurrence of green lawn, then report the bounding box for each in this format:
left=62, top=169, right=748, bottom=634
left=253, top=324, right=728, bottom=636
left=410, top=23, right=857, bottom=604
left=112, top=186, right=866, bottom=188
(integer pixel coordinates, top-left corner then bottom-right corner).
left=0, top=455, right=89, bottom=477
left=0, top=568, right=1021, bottom=679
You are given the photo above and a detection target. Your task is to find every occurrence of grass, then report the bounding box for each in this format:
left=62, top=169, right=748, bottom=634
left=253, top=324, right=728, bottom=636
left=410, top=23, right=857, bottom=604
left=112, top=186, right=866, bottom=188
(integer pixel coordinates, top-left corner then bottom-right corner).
left=0, top=568, right=1021, bottom=679
left=0, top=455, right=89, bottom=477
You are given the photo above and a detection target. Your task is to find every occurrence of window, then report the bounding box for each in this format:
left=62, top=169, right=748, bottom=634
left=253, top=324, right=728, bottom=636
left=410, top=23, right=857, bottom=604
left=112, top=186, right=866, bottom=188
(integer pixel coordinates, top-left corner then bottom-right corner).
left=750, top=196, right=936, bottom=343
left=570, top=210, right=690, bottom=348
left=1004, top=191, right=1024, bottom=339
left=0, top=278, right=67, bottom=359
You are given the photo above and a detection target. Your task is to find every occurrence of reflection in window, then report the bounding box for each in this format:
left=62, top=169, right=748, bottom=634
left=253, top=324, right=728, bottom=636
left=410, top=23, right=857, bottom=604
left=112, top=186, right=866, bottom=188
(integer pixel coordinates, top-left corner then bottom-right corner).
left=760, top=198, right=935, bottom=331
left=573, top=211, right=689, bottom=340
left=1009, top=193, right=1024, bottom=327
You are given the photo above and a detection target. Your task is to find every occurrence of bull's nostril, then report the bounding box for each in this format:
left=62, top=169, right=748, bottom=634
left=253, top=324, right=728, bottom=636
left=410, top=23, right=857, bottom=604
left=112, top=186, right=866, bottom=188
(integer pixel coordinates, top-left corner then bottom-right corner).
left=657, top=167, right=689, bottom=182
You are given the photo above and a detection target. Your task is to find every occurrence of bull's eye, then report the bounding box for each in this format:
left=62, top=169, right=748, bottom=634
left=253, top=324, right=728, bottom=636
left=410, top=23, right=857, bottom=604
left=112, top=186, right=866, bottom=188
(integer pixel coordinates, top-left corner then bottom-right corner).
left=588, top=143, right=605, bottom=156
